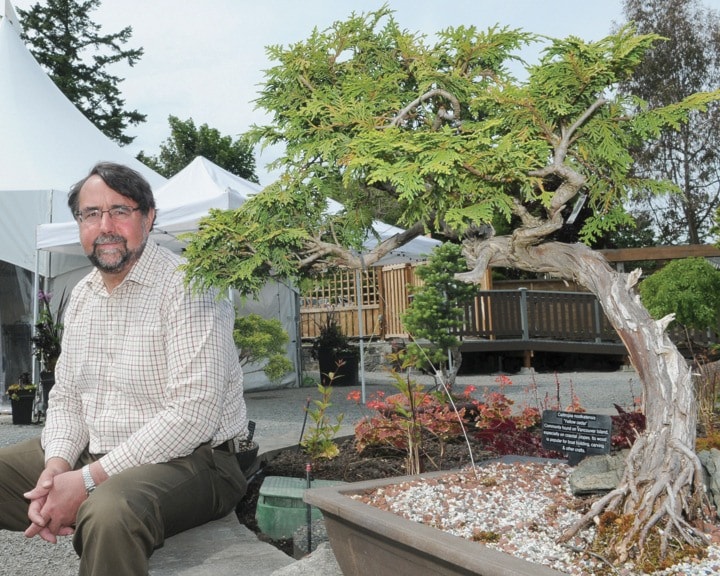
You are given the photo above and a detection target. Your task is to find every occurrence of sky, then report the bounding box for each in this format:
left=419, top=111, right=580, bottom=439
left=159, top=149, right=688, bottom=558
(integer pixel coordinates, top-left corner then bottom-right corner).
left=9, top=0, right=720, bottom=184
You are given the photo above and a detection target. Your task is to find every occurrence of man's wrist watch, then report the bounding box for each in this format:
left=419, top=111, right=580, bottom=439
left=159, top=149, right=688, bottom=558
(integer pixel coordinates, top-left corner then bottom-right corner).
left=82, top=465, right=96, bottom=496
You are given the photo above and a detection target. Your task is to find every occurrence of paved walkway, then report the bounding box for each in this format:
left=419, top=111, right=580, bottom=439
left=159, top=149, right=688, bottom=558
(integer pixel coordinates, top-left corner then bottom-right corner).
left=0, top=368, right=640, bottom=575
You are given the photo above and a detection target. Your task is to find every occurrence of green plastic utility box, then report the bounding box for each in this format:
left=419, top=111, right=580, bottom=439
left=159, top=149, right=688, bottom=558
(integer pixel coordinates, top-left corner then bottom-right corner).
left=256, top=476, right=345, bottom=540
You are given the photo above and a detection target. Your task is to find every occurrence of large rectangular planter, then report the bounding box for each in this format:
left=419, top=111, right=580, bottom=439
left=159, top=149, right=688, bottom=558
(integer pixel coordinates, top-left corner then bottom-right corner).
left=304, top=470, right=565, bottom=576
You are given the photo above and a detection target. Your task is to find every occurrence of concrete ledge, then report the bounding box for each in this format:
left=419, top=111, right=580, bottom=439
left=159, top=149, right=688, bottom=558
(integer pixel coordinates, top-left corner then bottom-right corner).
left=149, top=513, right=294, bottom=576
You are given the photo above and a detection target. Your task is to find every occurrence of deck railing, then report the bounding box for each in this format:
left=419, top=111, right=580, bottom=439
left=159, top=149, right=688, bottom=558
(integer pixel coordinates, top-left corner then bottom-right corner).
left=458, top=289, right=618, bottom=343
left=299, top=268, right=718, bottom=356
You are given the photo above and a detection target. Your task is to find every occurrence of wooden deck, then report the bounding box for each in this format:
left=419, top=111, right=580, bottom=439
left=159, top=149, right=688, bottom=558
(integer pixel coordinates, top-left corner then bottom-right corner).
left=300, top=260, right=719, bottom=365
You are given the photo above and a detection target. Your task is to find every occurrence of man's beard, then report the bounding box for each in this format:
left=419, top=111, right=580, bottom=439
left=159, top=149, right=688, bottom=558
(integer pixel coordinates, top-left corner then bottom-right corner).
left=88, top=234, right=147, bottom=274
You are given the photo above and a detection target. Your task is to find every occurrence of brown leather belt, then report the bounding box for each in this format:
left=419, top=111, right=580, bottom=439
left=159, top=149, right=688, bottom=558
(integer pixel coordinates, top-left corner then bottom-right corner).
left=213, top=440, right=234, bottom=453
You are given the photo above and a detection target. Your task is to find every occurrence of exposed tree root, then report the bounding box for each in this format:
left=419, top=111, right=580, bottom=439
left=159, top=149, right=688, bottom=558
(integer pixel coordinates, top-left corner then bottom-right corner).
left=559, top=434, right=712, bottom=568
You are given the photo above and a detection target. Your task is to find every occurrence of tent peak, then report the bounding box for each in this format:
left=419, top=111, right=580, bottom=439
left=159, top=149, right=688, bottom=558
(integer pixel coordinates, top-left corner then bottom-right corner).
left=2, top=0, right=23, bottom=35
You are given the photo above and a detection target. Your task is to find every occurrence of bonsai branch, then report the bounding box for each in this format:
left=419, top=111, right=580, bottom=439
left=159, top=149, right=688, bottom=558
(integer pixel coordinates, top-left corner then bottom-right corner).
left=386, top=88, right=461, bottom=129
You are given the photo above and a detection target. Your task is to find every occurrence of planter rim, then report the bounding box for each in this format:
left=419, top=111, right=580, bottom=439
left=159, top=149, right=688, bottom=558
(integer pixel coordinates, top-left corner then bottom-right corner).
left=305, top=462, right=567, bottom=576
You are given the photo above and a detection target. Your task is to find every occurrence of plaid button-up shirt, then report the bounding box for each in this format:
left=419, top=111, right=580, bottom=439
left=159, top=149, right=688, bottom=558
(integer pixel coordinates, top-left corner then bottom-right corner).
left=42, top=241, right=247, bottom=476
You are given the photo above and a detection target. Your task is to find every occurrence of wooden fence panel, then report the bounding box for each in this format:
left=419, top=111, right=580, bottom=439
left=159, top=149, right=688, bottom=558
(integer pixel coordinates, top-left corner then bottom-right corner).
left=381, top=264, right=420, bottom=338
left=488, top=292, right=524, bottom=338
left=299, top=268, right=381, bottom=339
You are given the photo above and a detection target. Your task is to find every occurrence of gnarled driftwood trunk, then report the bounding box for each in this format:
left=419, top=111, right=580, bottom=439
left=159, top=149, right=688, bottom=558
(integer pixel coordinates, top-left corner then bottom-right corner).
left=459, top=236, right=710, bottom=563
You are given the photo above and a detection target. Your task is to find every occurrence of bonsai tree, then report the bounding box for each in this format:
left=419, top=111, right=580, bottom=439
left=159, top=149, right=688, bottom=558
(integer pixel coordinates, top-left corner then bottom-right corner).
left=234, top=314, right=293, bottom=384
left=401, top=242, right=477, bottom=389
left=183, top=8, right=720, bottom=566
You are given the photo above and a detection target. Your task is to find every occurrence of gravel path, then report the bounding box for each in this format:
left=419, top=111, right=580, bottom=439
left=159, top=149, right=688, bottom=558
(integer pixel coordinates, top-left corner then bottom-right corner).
left=0, top=368, right=645, bottom=575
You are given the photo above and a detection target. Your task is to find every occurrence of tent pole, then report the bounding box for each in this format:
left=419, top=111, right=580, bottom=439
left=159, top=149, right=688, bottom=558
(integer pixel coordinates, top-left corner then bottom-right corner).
left=355, top=266, right=366, bottom=403
left=31, top=249, right=41, bottom=384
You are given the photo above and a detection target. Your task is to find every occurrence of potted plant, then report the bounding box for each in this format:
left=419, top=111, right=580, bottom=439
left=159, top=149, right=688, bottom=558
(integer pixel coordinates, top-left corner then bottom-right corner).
left=7, top=372, right=37, bottom=425
left=31, top=289, right=67, bottom=409
left=310, top=309, right=359, bottom=387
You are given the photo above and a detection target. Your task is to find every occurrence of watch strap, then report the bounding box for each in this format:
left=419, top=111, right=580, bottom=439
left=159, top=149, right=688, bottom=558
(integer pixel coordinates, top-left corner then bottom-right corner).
left=82, top=465, right=96, bottom=496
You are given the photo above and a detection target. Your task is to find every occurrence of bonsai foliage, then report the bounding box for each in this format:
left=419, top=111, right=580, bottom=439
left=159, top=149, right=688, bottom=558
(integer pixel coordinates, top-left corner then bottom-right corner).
left=182, top=7, right=720, bottom=567
left=233, top=314, right=293, bottom=384
left=401, top=242, right=477, bottom=389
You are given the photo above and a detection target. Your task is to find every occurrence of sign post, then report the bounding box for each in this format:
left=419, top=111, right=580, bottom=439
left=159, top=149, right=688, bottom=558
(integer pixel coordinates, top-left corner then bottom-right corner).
left=541, top=410, right=612, bottom=465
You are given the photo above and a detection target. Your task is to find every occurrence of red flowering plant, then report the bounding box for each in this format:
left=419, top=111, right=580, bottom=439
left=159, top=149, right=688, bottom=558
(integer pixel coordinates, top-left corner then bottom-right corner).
left=469, top=374, right=575, bottom=458
left=31, top=290, right=68, bottom=374
left=349, top=371, right=472, bottom=475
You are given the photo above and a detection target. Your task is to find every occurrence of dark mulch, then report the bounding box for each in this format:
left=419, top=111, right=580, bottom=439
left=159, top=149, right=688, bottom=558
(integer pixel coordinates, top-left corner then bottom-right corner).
left=235, top=435, right=494, bottom=556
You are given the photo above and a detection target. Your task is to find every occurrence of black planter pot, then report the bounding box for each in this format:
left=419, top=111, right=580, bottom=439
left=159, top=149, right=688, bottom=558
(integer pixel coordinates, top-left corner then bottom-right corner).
left=317, top=348, right=359, bottom=387
left=236, top=441, right=259, bottom=475
left=11, top=394, right=34, bottom=425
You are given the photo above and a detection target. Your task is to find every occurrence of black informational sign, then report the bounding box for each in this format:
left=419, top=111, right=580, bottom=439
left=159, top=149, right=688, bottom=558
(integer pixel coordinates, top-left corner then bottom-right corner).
left=541, top=410, right=612, bottom=465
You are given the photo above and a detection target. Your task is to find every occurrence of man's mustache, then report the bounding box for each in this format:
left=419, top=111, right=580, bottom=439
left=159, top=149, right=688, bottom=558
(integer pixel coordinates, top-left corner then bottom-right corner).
left=94, top=234, right=126, bottom=246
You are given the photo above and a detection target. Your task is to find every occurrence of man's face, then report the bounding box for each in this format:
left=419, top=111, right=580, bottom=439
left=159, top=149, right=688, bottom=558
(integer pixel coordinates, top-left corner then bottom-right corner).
left=76, top=175, right=155, bottom=280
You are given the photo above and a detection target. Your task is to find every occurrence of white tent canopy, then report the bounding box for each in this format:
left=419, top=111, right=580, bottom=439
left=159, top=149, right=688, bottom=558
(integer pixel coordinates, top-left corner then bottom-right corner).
left=0, top=7, right=165, bottom=276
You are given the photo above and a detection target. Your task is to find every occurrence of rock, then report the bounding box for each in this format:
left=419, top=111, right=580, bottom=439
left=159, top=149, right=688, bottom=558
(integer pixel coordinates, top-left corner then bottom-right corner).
left=570, top=448, right=720, bottom=519
left=568, top=450, right=628, bottom=495
left=699, top=449, right=720, bottom=517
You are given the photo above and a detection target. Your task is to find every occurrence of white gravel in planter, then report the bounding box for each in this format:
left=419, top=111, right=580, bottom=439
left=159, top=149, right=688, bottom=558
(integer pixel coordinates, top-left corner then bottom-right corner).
left=354, top=461, right=720, bottom=575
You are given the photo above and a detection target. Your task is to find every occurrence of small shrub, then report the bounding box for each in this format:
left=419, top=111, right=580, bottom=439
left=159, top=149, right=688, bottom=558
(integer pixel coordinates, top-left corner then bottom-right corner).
left=301, top=380, right=344, bottom=460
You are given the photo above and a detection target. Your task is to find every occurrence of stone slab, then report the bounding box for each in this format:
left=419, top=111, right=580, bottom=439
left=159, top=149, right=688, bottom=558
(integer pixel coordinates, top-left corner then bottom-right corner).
left=149, top=513, right=294, bottom=576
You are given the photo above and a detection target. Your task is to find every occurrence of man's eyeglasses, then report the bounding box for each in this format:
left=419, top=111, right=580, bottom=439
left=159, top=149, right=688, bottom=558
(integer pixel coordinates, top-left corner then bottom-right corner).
left=74, top=206, right=141, bottom=225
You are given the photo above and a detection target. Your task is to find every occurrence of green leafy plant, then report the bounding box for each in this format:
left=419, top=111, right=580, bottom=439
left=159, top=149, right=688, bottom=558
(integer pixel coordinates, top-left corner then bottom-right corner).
left=349, top=371, right=470, bottom=475
left=31, top=290, right=68, bottom=374
left=639, top=258, right=720, bottom=433
left=301, top=380, right=344, bottom=460
left=400, top=243, right=477, bottom=390
left=639, top=258, right=720, bottom=334
left=234, top=313, right=293, bottom=384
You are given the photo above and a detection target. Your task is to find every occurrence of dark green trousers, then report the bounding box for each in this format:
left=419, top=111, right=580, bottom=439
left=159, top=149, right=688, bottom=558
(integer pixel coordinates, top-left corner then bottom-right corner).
left=0, top=437, right=247, bottom=575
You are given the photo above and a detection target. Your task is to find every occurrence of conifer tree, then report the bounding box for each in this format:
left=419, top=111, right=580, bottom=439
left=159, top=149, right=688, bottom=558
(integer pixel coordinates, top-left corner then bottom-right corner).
left=19, top=0, right=145, bottom=145
left=183, top=9, right=720, bottom=565
left=137, top=116, right=258, bottom=181
left=619, top=0, right=720, bottom=244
